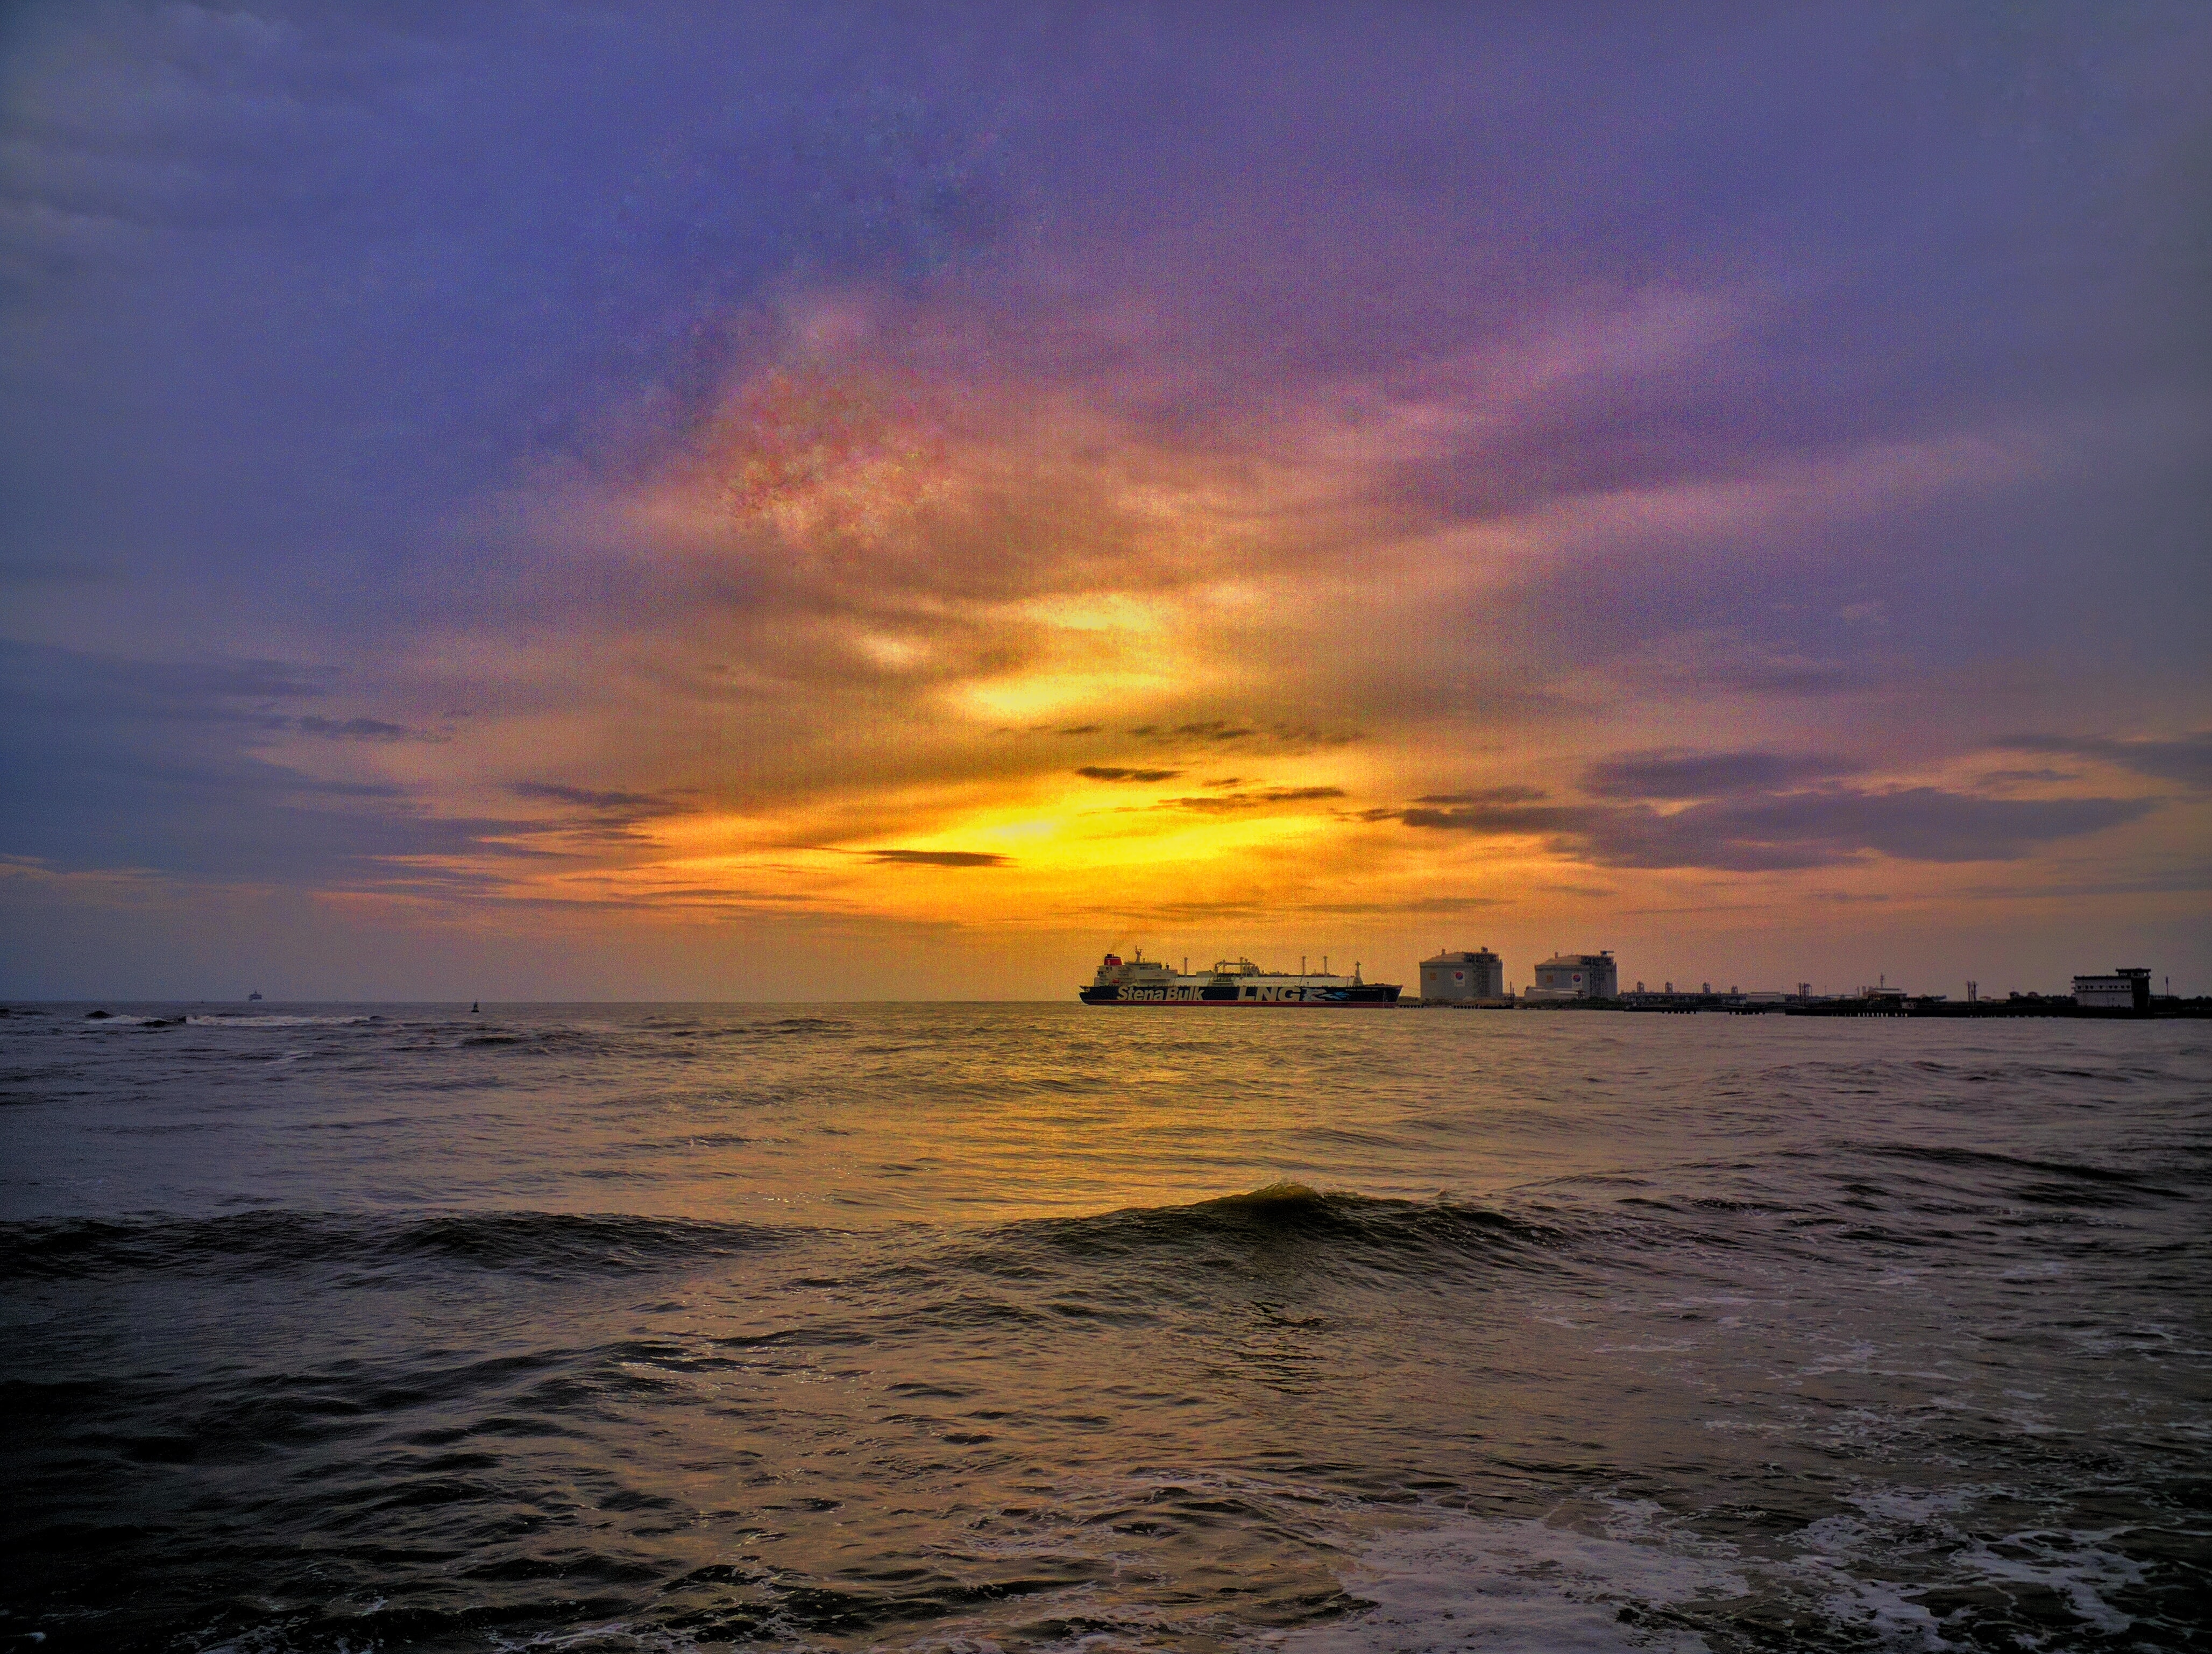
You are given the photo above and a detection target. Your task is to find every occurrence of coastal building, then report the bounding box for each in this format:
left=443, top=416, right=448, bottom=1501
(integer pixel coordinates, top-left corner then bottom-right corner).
left=2073, top=969, right=2151, bottom=1011
left=1527, top=951, right=1618, bottom=1001
left=1420, top=949, right=1505, bottom=1002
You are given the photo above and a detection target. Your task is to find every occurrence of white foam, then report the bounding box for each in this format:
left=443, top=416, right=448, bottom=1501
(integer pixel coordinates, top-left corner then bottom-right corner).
left=1273, top=1510, right=1741, bottom=1653
left=1954, top=1531, right=2143, bottom=1636
left=1270, top=1482, right=2153, bottom=1654
left=1786, top=1486, right=2146, bottom=1648
left=1785, top=1547, right=1952, bottom=1650
left=1797, top=1337, right=1880, bottom=1375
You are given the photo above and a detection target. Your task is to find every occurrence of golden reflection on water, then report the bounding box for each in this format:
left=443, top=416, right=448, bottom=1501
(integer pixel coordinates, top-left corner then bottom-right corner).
left=6, top=1003, right=2206, bottom=1650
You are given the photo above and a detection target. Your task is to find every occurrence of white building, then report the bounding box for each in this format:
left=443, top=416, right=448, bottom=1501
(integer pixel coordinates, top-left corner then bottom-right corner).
left=1420, top=949, right=1505, bottom=1002
left=2073, top=969, right=2150, bottom=1010
left=1528, top=951, right=1619, bottom=1000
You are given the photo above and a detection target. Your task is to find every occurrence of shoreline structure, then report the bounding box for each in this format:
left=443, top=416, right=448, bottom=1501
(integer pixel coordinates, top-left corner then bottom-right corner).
left=1073, top=949, right=2209, bottom=1017
left=1401, top=951, right=2207, bottom=1018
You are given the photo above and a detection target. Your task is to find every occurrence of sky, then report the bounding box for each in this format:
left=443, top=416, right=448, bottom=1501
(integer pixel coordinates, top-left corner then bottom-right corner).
left=3, top=1, right=2208, bottom=1001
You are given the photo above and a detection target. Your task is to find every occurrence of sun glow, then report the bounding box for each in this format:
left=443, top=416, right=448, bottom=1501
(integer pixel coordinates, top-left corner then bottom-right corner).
left=949, top=669, right=1178, bottom=724
left=212, top=266, right=2197, bottom=979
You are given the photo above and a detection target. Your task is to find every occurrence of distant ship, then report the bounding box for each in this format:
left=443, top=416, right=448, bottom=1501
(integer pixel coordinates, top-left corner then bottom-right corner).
left=1080, top=950, right=1401, bottom=1006
left=248, top=991, right=262, bottom=1002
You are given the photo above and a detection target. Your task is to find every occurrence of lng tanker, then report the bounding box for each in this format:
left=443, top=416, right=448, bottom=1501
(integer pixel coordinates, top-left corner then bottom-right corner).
left=1079, top=950, right=1401, bottom=1006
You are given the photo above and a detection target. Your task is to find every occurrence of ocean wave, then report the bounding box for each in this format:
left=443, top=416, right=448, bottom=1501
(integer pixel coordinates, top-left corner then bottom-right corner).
left=1004, top=1182, right=1566, bottom=1275
left=705, top=1014, right=855, bottom=1038
left=0, top=1183, right=1571, bottom=1293
left=0, top=1210, right=787, bottom=1282
left=1858, top=1142, right=2188, bottom=1204
left=443, top=1024, right=636, bottom=1056
left=618, top=1014, right=856, bottom=1047
left=182, top=1013, right=382, bottom=1028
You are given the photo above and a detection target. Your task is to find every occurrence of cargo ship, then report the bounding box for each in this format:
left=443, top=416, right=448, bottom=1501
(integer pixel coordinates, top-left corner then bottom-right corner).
left=1079, top=950, right=1401, bottom=1006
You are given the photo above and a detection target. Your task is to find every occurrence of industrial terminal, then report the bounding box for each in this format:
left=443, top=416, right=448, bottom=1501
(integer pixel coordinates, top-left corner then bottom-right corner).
left=1079, top=947, right=2204, bottom=1016
left=1411, top=950, right=2207, bottom=1018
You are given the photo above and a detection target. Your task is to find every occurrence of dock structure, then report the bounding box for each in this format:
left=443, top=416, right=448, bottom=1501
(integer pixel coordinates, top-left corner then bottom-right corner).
left=1395, top=951, right=2200, bottom=1017
left=1621, top=988, right=1784, bottom=1013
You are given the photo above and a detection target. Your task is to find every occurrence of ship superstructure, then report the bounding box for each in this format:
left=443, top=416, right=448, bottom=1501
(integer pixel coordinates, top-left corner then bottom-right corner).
left=1079, top=950, right=1401, bottom=1006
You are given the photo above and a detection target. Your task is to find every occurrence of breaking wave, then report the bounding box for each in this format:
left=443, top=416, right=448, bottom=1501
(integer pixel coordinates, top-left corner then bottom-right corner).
left=988, top=1182, right=1568, bottom=1280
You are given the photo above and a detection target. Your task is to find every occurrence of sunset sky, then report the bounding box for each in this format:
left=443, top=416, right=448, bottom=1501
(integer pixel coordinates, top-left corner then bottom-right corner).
left=4, top=3, right=2207, bottom=1000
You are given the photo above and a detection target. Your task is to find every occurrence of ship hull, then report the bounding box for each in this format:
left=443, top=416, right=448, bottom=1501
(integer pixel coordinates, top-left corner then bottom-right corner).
left=1079, top=983, right=1401, bottom=1006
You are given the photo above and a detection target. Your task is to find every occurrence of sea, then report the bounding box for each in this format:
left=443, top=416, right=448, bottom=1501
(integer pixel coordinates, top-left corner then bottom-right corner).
left=2, top=1002, right=2207, bottom=1653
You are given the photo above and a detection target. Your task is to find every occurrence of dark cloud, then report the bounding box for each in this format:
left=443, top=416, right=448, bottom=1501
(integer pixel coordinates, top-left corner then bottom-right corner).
left=511, top=782, right=677, bottom=813
left=867, top=849, right=1010, bottom=867
left=1994, top=733, right=2212, bottom=790
left=1, top=641, right=332, bottom=722
left=1159, top=787, right=1346, bottom=814
left=1128, top=722, right=1256, bottom=744
left=0, top=640, right=544, bottom=885
left=1958, top=866, right=2212, bottom=900
left=1395, top=800, right=1582, bottom=834
left=1977, top=767, right=2080, bottom=785
left=1073, top=891, right=1502, bottom=922
left=1124, top=723, right=1364, bottom=751
left=1583, top=752, right=1865, bottom=800
left=1607, top=790, right=2155, bottom=869
left=294, top=715, right=419, bottom=741
left=0, top=641, right=443, bottom=743
left=1, top=750, right=559, bottom=883
left=1076, top=766, right=1182, bottom=783
left=1310, top=895, right=1506, bottom=915
left=504, top=781, right=694, bottom=844
left=1412, top=786, right=1550, bottom=806
left=1385, top=786, right=2156, bottom=872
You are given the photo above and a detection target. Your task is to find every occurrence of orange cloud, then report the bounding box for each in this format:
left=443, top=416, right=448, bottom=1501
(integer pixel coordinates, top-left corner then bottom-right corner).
left=216, top=278, right=2202, bottom=983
